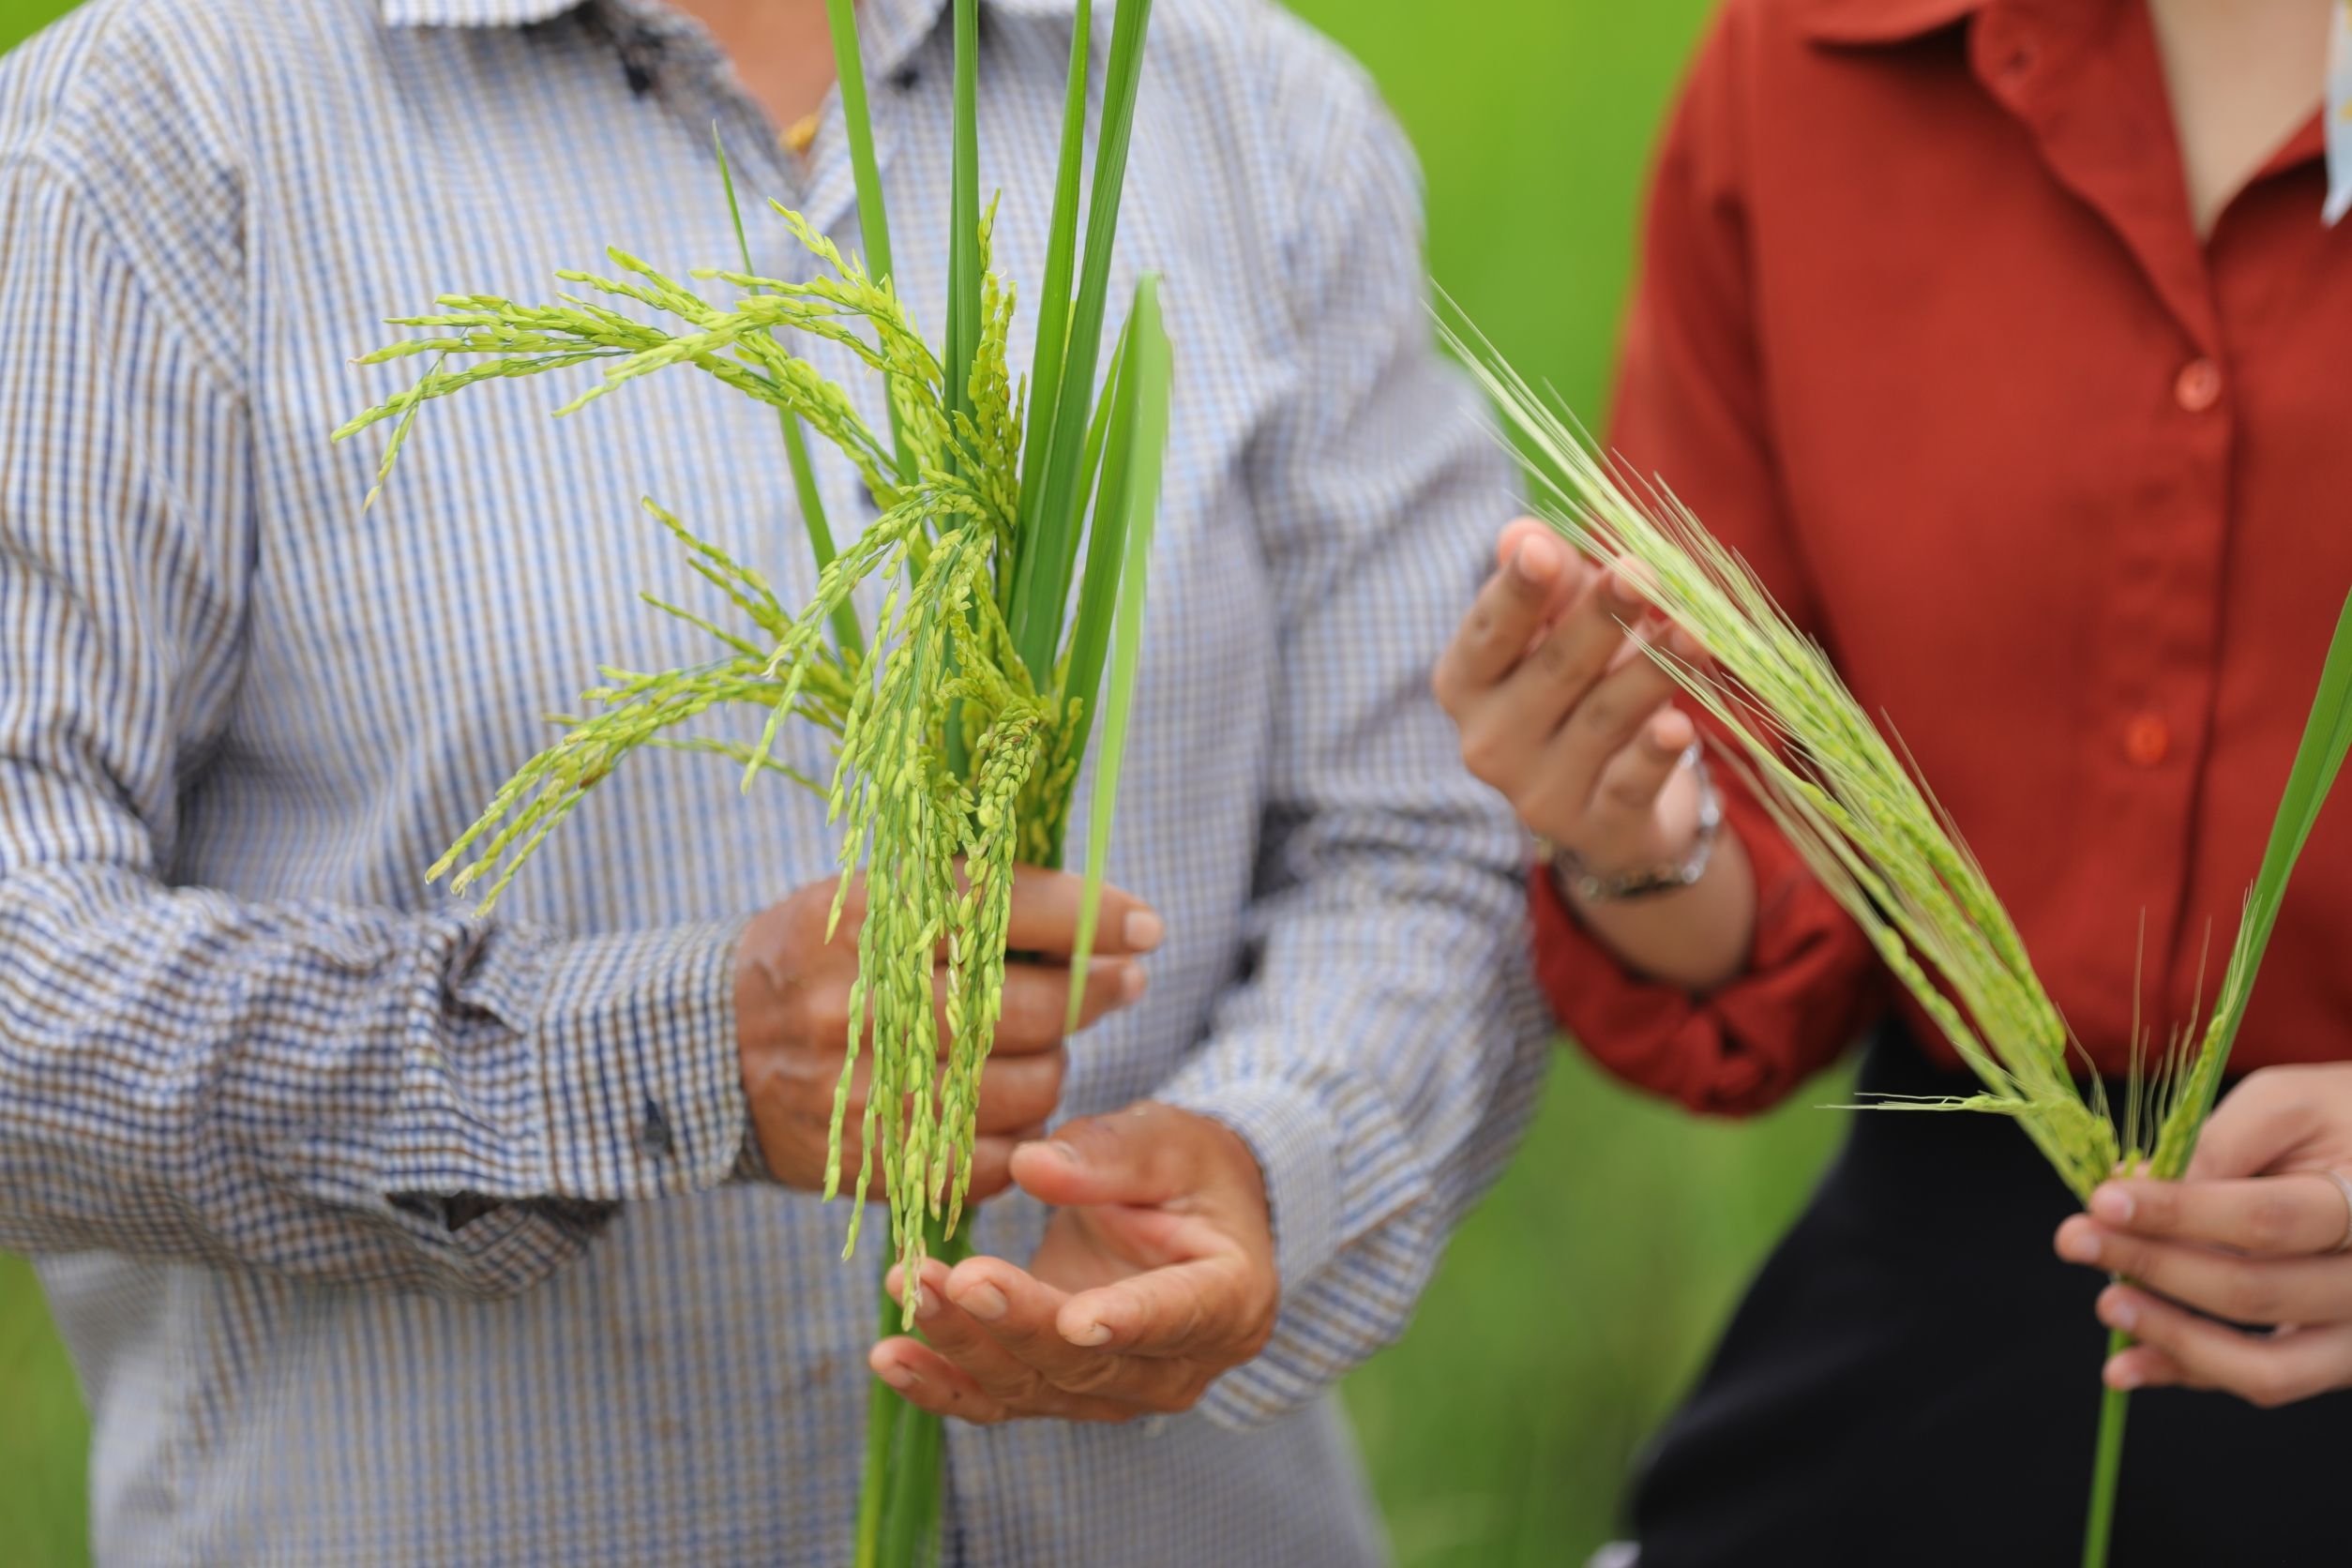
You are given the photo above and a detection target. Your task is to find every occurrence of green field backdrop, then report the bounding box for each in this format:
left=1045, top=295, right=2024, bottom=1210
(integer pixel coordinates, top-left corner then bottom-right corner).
left=0, top=1, right=1847, bottom=1563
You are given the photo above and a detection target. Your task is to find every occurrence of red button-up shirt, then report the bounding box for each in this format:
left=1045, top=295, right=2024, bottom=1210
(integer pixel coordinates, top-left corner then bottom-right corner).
left=1532, top=0, right=2352, bottom=1114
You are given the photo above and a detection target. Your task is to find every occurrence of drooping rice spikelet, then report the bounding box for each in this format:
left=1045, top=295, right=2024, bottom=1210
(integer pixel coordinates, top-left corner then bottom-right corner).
left=1442, top=320, right=2118, bottom=1193
left=1447, top=307, right=2352, bottom=1568
left=343, top=163, right=1172, bottom=1319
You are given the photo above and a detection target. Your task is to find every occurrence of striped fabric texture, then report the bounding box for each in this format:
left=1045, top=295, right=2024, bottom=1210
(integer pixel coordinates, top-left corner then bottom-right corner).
left=0, top=0, right=1549, bottom=1560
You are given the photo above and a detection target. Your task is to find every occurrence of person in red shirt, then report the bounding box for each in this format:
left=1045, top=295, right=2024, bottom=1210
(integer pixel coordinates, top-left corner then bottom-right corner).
left=1435, top=1, right=2352, bottom=1563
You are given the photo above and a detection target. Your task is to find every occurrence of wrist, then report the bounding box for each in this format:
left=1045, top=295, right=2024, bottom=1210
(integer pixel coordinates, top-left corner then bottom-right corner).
left=1545, top=748, right=1723, bottom=904
left=1540, top=819, right=1758, bottom=995
left=1173, top=1102, right=1270, bottom=1214
left=534, top=919, right=750, bottom=1201
left=1153, top=1081, right=1334, bottom=1295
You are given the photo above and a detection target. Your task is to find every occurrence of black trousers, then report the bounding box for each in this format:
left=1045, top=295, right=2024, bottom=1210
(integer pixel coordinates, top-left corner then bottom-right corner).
left=1630, top=1027, right=2352, bottom=1568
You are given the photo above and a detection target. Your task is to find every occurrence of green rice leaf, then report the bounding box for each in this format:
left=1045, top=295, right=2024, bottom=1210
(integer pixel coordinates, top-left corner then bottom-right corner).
left=1008, top=0, right=1156, bottom=688
left=1006, top=0, right=1094, bottom=617
left=2156, top=584, right=2352, bottom=1171
left=943, top=0, right=983, bottom=451
left=1055, top=309, right=1138, bottom=782
left=1066, top=274, right=1168, bottom=1033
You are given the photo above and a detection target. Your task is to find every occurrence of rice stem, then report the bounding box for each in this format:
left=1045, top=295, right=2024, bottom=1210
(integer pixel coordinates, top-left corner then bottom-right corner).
left=2082, top=1329, right=2132, bottom=1568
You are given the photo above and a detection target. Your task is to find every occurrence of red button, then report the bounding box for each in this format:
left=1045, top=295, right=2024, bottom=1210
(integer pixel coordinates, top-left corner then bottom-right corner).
left=2124, top=713, right=2171, bottom=767
left=2175, top=358, right=2223, bottom=413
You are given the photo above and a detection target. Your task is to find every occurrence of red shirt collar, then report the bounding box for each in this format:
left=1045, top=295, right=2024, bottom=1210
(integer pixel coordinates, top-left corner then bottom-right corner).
left=1795, top=0, right=1986, bottom=46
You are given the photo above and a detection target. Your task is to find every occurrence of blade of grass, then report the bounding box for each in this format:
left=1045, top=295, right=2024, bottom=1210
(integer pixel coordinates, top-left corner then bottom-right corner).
left=943, top=0, right=983, bottom=449
left=822, top=0, right=918, bottom=487
left=1008, top=0, right=1156, bottom=687
left=1054, top=309, right=1138, bottom=787
left=1004, top=0, right=1094, bottom=619
left=714, top=123, right=863, bottom=657
left=2088, top=587, right=2352, bottom=1568
left=1065, top=274, right=1168, bottom=1033
left=2171, top=584, right=2352, bottom=1150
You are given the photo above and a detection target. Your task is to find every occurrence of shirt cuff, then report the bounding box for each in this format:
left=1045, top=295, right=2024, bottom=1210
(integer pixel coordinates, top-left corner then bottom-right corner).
left=462, top=916, right=751, bottom=1203
left=1530, top=789, right=1880, bottom=1115
left=1156, top=1079, right=1342, bottom=1298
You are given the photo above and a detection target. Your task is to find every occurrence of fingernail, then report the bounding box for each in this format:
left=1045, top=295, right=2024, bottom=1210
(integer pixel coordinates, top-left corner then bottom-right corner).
left=880, top=1364, right=920, bottom=1391
left=1124, top=910, right=1165, bottom=952
left=1044, top=1138, right=1083, bottom=1167
left=2058, top=1222, right=2101, bottom=1265
left=1507, top=541, right=1531, bottom=580
left=2103, top=1291, right=2139, bottom=1334
left=1066, top=1319, right=1111, bottom=1348
left=913, top=1285, right=940, bottom=1322
left=958, top=1283, right=1008, bottom=1322
left=1121, top=962, right=1149, bottom=1003
left=2090, top=1186, right=2134, bottom=1225
left=2108, top=1361, right=2142, bottom=1392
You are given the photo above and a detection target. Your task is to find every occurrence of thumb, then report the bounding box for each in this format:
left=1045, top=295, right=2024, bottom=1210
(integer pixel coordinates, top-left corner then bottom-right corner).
left=1010, top=1102, right=1207, bottom=1208
left=1061, top=1256, right=1249, bottom=1354
left=2186, top=1066, right=2323, bottom=1182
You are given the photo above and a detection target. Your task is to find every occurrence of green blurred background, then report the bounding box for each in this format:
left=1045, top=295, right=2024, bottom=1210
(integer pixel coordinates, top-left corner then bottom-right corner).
left=0, top=1, right=1847, bottom=1563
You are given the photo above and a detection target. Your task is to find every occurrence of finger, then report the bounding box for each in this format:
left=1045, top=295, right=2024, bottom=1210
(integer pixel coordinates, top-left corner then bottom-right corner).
left=868, top=1337, right=1015, bottom=1424
left=969, top=1049, right=1066, bottom=1137
left=1434, top=531, right=1581, bottom=699
left=1009, top=1102, right=1218, bottom=1211
left=990, top=957, right=1145, bottom=1048
left=1060, top=1255, right=1258, bottom=1359
left=2188, top=1065, right=2329, bottom=1181
left=944, top=1256, right=1205, bottom=1410
left=1541, top=623, right=1682, bottom=807
left=1494, top=515, right=1560, bottom=575
left=950, top=1136, right=1019, bottom=1203
left=2055, top=1216, right=2352, bottom=1326
left=885, top=1259, right=1051, bottom=1404
left=2097, top=1284, right=2352, bottom=1407
left=2100, top=1335, right=2190, bottom=1393
left=867, top=1339, right=1135, bottom=1425
left=1580, top=707, right=1695, bottom=842
left=2087, top=1172, right=2352, bottom=1257
left=1479, top=563, right=1643, bottom=742
left=943, top=1256, right=1101, bottom=1387
left=1001, top=867, right=1162, bottom=958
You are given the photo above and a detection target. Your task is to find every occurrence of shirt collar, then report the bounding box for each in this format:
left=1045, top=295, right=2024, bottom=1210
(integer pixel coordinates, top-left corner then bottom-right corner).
left=380, top=0, right=1075, bottom=80
left=1796, top=0, right=1986, bottom=46
left=376, top=0, right=952, bottom=83
left=381, top=0, right=580, bottom=23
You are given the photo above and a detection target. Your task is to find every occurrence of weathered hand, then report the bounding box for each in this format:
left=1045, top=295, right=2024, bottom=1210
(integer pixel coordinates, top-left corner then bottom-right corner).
left=2056, top=1063, right=2352, bottom=1407
left=734, top=867, right=1161, bottom=1203
left=868, top=1101, right=1278, bottom=1424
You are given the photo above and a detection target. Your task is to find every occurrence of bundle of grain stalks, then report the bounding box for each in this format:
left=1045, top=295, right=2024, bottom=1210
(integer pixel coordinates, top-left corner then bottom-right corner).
left=1443, top=315, right=2352, bottom=1568
left=338, top=2, right=1168, bottom=1561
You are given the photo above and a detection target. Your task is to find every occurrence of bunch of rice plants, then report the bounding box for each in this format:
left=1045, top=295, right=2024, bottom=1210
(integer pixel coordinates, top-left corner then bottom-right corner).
left=338, top=4, right=1168, bottom=1561
left=1443, top=318, right=2352, bottom=1568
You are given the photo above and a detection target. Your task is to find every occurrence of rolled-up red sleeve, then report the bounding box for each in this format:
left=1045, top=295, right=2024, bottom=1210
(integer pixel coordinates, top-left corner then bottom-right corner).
left=1533, top=5, right=1882, bottom=1116
left=1532, top=791, right=1882, bottom=1115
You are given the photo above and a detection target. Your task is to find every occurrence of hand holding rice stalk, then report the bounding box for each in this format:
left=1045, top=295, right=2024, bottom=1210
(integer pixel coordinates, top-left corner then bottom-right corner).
left=1443, top=315, right=2352, bottom=1568
left=337, top=3, right=1167, bottom=1561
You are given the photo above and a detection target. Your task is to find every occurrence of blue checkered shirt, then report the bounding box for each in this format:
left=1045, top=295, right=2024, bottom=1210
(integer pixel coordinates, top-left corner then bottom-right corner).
left=0, top=0, right=1548, bottom=1560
